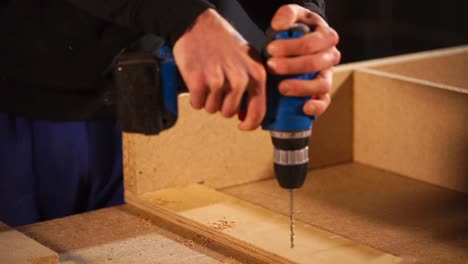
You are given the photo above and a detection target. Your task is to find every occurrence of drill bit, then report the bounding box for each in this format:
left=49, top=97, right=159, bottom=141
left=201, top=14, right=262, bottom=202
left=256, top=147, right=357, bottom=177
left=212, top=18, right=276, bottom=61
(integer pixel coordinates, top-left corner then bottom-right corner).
left=289, top=189, right=295, bottom=248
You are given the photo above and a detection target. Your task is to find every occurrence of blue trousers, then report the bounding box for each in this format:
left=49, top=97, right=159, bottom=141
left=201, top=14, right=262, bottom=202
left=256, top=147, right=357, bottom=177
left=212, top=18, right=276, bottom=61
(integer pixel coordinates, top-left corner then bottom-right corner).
left=0, top=113, right=124, bottom=227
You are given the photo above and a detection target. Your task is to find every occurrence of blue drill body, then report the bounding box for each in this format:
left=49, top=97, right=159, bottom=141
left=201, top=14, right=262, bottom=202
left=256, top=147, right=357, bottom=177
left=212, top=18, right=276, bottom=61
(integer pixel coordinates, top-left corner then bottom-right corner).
left=261, top=27, right=317, bottom=133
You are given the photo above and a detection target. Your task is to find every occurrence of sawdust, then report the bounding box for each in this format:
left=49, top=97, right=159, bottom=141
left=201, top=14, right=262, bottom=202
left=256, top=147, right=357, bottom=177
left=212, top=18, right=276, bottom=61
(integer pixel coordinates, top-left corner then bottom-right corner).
left=139, top=218, right=153, bottom=227
left=183, top=239, right=195, bottom=247
left=196, top=235, right=212, bottom=247
left=210, top=218, right=237, bottom=232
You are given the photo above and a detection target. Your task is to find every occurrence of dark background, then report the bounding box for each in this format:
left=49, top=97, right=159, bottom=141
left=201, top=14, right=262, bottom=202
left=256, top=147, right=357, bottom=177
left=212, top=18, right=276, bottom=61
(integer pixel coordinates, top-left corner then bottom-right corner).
left=217, top=0, right=468, bottom=63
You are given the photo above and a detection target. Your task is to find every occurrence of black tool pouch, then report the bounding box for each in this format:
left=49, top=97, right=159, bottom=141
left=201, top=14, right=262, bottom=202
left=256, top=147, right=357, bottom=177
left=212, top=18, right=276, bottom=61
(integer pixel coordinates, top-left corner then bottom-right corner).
left=113, top=35, right=178, bottom=135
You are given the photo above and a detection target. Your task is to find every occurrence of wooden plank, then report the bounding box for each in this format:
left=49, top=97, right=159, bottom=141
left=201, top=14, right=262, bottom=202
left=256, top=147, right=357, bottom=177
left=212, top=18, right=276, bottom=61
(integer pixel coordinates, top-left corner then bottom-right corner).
left=19, top=205, right=246, bottom=264
left=353, top=69, right=468, bottom=193
left=222, top=163, right=468, bottom=264
left=129, top=184, right=401, bottom=264
left=0, top=222, right=58, bottom=264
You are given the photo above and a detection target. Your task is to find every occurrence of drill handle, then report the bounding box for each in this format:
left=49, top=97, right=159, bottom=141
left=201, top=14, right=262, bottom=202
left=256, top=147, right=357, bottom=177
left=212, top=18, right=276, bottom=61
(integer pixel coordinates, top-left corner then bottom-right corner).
left=261, top=23, right=318, bottom=132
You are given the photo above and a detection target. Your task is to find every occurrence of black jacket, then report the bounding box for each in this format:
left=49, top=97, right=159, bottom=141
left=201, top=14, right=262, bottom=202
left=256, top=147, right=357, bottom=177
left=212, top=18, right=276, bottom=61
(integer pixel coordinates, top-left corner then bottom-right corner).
left=0, top=0, right=325, bottom=120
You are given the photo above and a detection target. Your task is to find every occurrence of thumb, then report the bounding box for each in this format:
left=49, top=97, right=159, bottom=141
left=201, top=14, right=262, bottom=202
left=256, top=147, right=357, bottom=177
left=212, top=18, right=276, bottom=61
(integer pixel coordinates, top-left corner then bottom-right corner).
left=270, top=4, right=302, bottom=31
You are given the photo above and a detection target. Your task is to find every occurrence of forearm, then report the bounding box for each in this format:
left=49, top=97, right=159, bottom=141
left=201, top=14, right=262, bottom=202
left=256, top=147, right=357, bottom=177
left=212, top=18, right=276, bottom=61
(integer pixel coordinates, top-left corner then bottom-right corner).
left=235, top=0, right=326, bottom=31
left=65, top=0, right=214, bottom=45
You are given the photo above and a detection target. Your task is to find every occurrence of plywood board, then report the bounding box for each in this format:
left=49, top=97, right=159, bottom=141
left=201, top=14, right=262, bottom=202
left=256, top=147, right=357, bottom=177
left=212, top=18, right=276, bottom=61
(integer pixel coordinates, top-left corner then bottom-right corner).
left=353, top=69, right=468, bottom=193
left=222, top=162, right=468, bottom=264
left=0, top=222, right=58, bottom=264
left=131, top=184, right=401, bottom=264
left=123, top=94, right=274, bottom=196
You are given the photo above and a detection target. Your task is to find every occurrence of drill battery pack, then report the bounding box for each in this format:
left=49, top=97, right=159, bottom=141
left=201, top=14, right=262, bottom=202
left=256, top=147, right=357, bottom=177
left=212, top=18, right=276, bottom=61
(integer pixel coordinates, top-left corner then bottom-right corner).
left=113, top=48, right=179, bottom=135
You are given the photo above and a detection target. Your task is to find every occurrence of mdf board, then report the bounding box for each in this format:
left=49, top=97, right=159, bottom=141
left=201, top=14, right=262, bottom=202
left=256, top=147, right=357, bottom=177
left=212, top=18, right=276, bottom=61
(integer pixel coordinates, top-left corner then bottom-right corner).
left=223, top=163, right=468, bottom=264
left=123, top=45, right=468, bottom=263
left=128, top=184, right=401, bottom=264
left=308, top=45, right=468, bottom=193
left=123, top=98, right=274, bottom=196
left=353, top=68, right=468, bottom=192
left=0, top=222, right=58, bottom=264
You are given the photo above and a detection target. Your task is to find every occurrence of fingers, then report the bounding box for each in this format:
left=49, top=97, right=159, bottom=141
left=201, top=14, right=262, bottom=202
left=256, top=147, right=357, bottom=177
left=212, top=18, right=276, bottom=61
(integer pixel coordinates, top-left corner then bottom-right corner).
left=220, top=66, right=249, bottom=118
left=184, top=72, right=207, bottom=110
left=238, top=67, right=266, bottom=131
left=303, top=93, right=330, bottom=116
left=279, top=68, right=333, bottom=97
left=268, top=47, right=341, bottom=75
left=182, top=51, right=266, bottom=131
left=271, top=4, right=327, bottom=31
left=267, top=26, right=339, bottom=57
left=204, top=66, right=225, bottom=113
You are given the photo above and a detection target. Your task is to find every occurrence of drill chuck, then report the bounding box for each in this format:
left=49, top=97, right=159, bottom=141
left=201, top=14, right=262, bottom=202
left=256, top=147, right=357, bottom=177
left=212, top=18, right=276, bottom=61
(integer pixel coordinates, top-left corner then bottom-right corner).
left=271, top=130, right=311, bottom=189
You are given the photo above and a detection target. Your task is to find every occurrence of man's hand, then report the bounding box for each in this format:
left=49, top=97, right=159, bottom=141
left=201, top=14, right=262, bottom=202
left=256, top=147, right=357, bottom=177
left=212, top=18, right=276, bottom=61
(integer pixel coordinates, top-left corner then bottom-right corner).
left=267, top=4, right=341, bottom=117
left=173, top=9, right=266, bottom=131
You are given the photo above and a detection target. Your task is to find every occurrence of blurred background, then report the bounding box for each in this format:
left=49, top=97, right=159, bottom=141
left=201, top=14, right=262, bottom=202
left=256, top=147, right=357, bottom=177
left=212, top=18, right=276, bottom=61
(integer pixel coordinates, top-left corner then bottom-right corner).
left=216, top=0, right=468, bottom=63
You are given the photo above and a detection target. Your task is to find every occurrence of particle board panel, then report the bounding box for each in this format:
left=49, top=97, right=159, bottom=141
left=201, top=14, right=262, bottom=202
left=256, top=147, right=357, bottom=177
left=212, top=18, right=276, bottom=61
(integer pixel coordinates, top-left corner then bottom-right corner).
left=123, top=94, right=274, bottom=196
left=0, top=222, right=58, bottom=264
left=309, top=69, right=354, bottom=168
left=222, top=163, right=468, bottom=264
left=353, top=69, right=468, bottom=193
left=130, top=184, right=401, bottom=264
left=19, top=205, right=246, bottom=264
left=369, top=48, right=468, bottom=90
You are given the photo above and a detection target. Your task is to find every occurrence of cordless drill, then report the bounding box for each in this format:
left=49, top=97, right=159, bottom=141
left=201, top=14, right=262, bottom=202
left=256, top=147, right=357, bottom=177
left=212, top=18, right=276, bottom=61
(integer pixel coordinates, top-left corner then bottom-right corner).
left=114, top=25, right=316, bottom=248
left=261, top=24, right=316, bottom=248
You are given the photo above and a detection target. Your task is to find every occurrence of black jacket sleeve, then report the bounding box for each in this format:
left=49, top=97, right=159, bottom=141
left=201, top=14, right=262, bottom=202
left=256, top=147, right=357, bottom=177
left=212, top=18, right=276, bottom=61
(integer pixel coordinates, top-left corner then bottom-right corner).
left=65, top=0, right=214, bottom=45
left=235, top=0, right=326, bottom=31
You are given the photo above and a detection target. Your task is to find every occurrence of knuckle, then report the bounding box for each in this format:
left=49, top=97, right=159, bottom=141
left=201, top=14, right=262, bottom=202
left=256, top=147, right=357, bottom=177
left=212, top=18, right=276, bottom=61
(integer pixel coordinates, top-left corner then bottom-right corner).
left=302, top=40, right=315, bottom=54
left=305, top=59, right=318, bottom=72
left=327, top=28, right=340, bottom=45
left=321, top=78, right=332, bottom=94
left=208, top=75, right=224, bottom=92
left=185, top=72, right=205, bottom=93
left=230, top=72, right=249, bottom=92
left=250, top=64, right=267, bottom=82
left=279, top=4, right=296, bottom=16
left=333, top=48, right=342, bottom=65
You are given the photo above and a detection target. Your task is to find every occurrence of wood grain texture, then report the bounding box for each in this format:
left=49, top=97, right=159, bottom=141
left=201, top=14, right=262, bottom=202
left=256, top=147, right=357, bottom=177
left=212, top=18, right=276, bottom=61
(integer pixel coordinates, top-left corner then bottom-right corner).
left=0, top=222, right=58, bottom=264
left=123, top=94, right=274, bottom=196
left=222, top=163, right=468, bottom=264
left=353, top=69, right=468, bottom=193
left=132, top=184, right=401, bottom=264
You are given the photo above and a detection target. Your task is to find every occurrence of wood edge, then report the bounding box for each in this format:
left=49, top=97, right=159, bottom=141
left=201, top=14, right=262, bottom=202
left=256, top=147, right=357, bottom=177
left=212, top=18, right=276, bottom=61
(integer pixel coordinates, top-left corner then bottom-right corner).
left=335, top=45, right=468, bottom=73
left=123, top=133, right=138, bottom=196
left=125, top=192, right=295, bottom=264
left=355, top=68, right=468, bottom=94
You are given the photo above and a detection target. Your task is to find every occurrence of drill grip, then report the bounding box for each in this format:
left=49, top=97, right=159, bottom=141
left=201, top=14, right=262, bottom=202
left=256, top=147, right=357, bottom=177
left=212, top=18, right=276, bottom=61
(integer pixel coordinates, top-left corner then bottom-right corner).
left=261, top=24, right=317, bottom=132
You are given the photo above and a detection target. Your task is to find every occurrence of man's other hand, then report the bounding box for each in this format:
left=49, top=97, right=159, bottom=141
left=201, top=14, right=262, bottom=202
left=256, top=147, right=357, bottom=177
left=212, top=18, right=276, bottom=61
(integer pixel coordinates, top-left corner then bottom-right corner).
left=173, top=9, right=266, bottom=131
